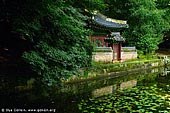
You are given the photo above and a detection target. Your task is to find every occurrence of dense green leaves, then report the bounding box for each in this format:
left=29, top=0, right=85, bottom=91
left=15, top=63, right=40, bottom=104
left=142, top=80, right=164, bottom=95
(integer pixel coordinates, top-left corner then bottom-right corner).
left=92, top=0, right=170, bottom=53
left=1, top=0, right=170, bottom=86
left=1, top=0, right=93, bottom=86
left=69, top=0, right=107, bottom=12
left=156, top=0, right=170, bottom=38
left=122, top=0, right=170, bottom=53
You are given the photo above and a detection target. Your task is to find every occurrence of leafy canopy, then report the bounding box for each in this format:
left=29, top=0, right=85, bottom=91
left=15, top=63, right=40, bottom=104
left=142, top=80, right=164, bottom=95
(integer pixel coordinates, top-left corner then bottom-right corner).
left=94, top=0, right=170, bottom=53
left=123, top=0, right=170, bottom=53
left=1, top=0, right=93, bottom=86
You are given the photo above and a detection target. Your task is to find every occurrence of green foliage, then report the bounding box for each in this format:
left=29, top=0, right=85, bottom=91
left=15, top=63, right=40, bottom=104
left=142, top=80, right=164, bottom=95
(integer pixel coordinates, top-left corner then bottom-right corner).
left=123, top=0, right=170, bottom=53
left=1, top=0, right=93, bottom=86
left=69, top=0, right=107, bottom=12
left=23, top=42, right=92, bottom=86
left=99, top=0, right=170, bottom=54
left=156, top=0, right=170, bottom=38
left=2, top=0, right=170, bottom=86
left=104, top=0, right=130, bottom=20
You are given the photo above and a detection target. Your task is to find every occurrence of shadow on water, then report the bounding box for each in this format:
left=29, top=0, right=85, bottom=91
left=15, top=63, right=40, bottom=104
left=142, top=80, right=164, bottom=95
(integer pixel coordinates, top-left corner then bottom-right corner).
left=0, top=66, right=170, bottom=112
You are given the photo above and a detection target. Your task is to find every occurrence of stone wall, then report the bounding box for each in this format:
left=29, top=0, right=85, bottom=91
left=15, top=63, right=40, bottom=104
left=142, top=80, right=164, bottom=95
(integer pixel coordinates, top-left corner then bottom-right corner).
left=67, top=59, right=164, bottom=83
left=93, top=52, right=113, bottom=62
left=92, top=46, right=138, bottom=62
left=93, top=51, right=137, bottom=62
left=121, top=52, right=137, bottom=61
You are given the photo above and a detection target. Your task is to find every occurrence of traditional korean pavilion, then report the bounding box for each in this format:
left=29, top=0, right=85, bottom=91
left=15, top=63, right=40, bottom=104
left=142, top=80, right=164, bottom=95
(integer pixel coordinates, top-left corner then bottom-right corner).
left=89, top=11, right=128, bottom=61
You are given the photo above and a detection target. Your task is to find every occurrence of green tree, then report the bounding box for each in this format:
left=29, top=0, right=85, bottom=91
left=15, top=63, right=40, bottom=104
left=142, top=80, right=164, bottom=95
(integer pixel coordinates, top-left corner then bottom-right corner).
left=156, top=0, right=170, bottom=39
left=1, top=0, right=93, bottom=86
left=70, top=0, right=106, bottom=12
left=102, top=0, right=170, bottom=53
left=104, top=0, right=130, bottom=20
left=123, top=0, right=169, bottom=53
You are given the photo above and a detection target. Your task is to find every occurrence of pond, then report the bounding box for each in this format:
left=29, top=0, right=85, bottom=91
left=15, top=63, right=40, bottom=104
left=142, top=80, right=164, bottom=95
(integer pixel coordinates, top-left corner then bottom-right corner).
left=0, top=66, right=170, bottom=113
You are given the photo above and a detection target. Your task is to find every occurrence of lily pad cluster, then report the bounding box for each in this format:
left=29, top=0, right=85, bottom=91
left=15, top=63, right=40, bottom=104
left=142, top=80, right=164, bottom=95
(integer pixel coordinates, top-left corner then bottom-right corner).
left=78, top=85, right=170, bottom=113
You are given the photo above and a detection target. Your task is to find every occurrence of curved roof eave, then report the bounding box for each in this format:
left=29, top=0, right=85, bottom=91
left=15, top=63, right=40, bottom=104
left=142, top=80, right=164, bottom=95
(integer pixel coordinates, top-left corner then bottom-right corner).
left=92, top=13, right=129, bottom=29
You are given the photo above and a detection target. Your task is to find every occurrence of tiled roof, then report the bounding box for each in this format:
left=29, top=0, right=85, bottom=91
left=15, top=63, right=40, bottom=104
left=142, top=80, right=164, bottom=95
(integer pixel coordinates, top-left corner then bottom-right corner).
left=92, top=12, right=129, bottom=29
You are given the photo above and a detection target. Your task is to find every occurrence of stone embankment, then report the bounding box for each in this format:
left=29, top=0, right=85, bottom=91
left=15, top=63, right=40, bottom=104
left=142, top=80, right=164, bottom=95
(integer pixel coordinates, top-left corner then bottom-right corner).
left=66, top=58, right=169, bottom=83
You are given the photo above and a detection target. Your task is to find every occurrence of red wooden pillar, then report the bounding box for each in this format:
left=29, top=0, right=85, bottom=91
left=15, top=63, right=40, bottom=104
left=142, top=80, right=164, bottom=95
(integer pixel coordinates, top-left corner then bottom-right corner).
left=111, top=44, right=114, bottom=61
left=100, top=37, right=104, bottom=47
left=118, top=43, right=121, bottom=61
left=111, top=44, right=117, bottom=61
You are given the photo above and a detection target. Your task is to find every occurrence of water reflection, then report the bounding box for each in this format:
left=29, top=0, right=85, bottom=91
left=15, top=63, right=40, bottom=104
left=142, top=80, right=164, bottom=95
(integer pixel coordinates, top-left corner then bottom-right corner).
left=92, top=85, right=114, bottom=97
left=120, top=79, right=137, bottom=90
left=92, top=80, right=137, bottom=97
left=0, top=66, right=170, bottom=113
left=160, top=66, right=170, bottom=76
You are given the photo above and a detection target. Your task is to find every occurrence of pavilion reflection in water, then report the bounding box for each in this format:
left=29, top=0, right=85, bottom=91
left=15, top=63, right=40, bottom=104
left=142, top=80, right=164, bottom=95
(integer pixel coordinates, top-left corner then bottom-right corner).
left=92, top=79, right=137, bottom=97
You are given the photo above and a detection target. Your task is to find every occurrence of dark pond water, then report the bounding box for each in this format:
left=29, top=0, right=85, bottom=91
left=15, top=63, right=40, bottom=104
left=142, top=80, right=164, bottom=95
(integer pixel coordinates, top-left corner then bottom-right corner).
left=0, top=67, right=170, bottom=113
